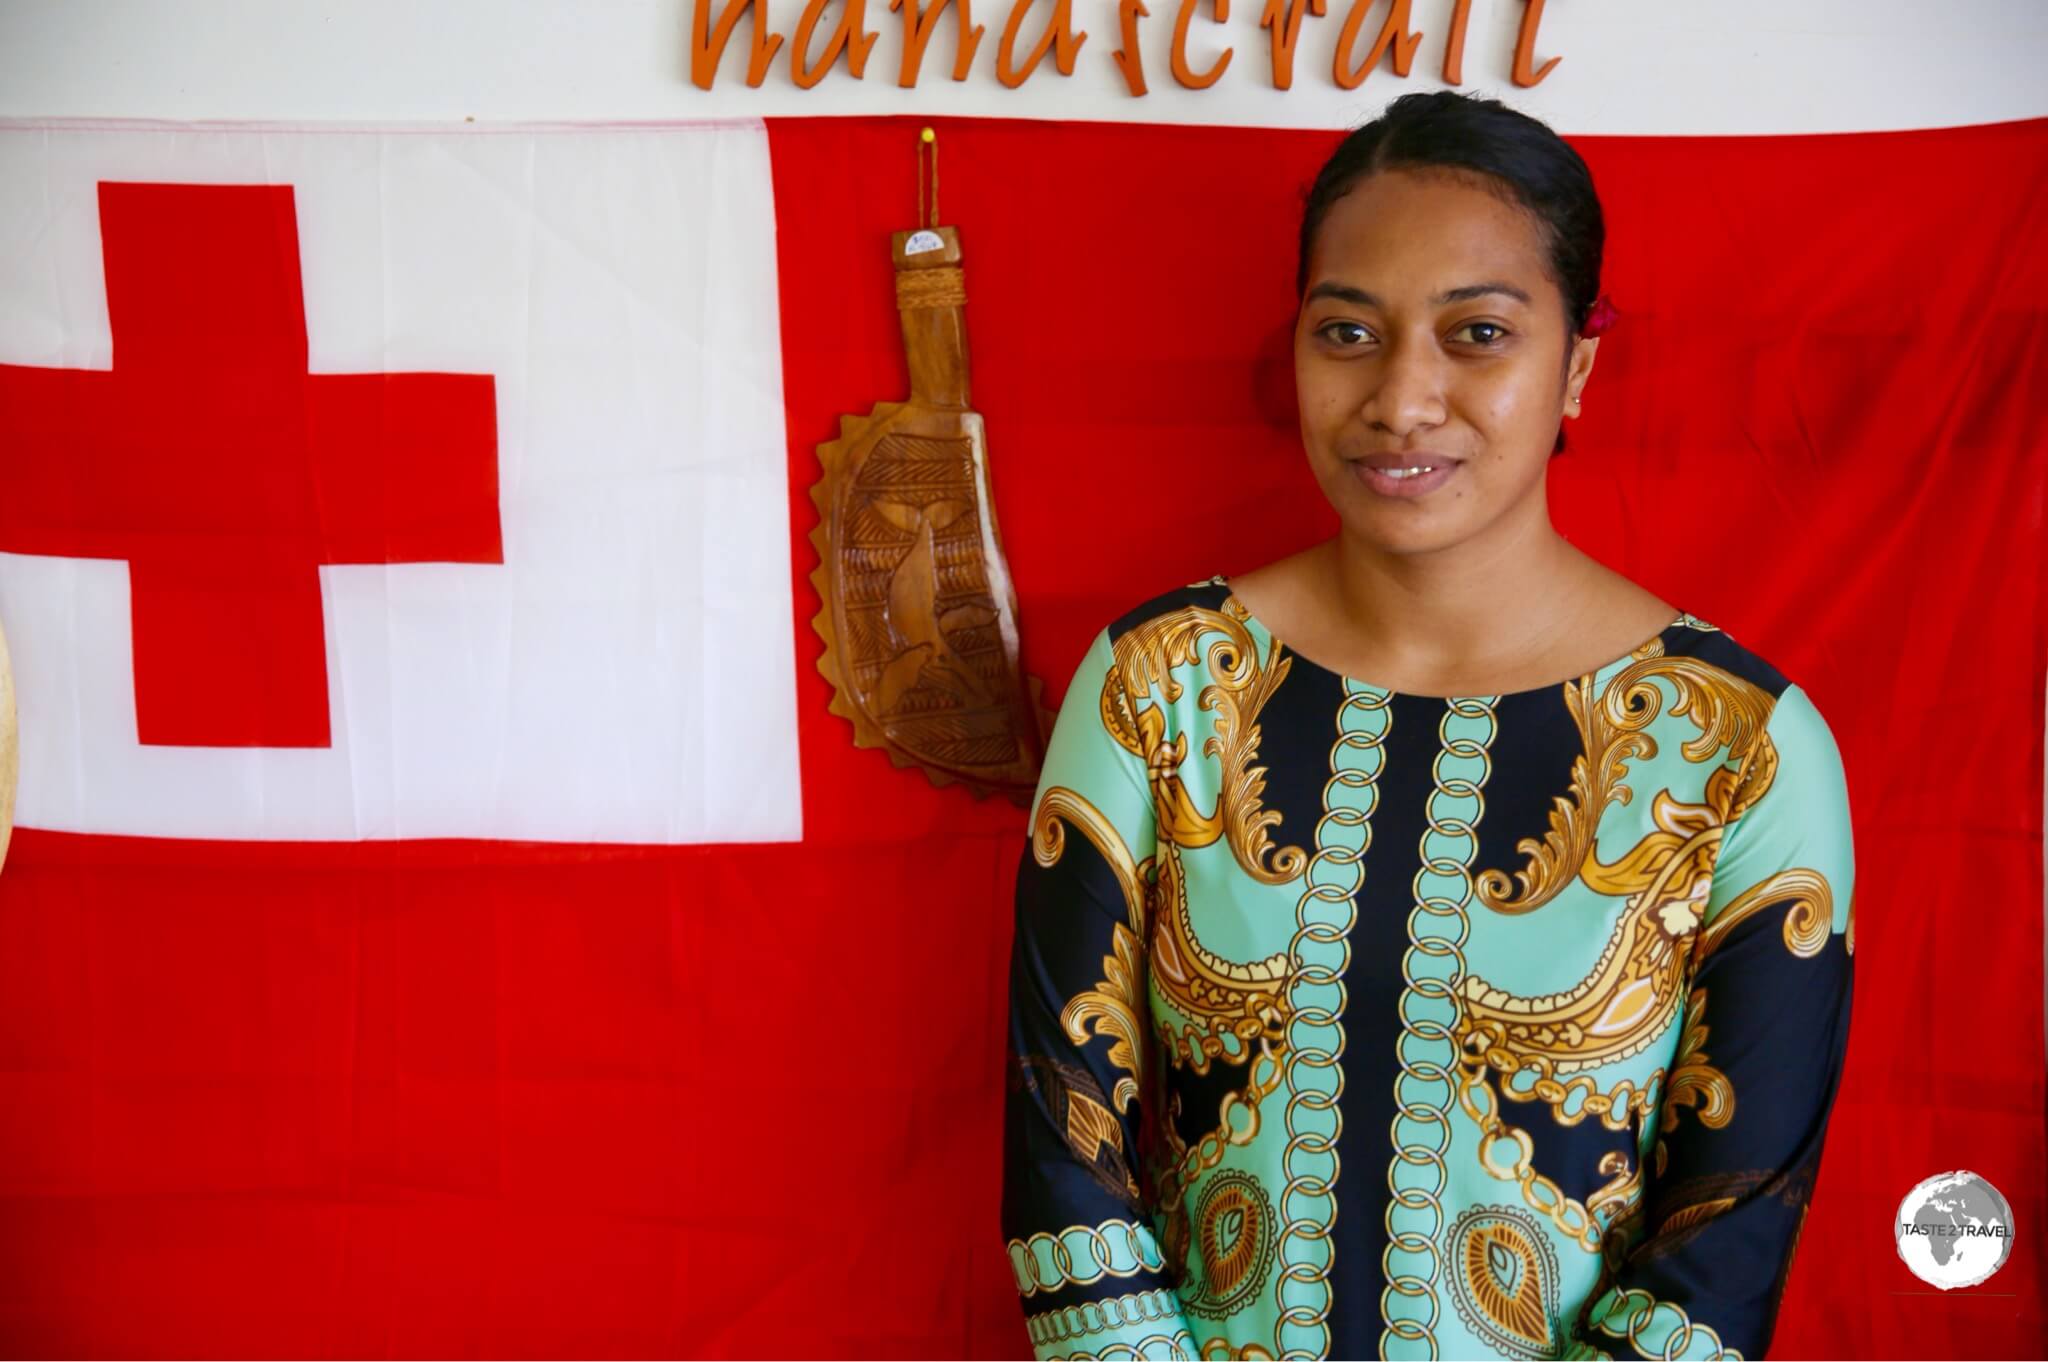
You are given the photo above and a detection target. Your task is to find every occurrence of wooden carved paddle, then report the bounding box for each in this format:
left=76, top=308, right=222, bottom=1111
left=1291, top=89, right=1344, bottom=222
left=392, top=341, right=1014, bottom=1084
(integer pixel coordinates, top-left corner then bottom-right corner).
left=810, top=127, right=1049, bottom=804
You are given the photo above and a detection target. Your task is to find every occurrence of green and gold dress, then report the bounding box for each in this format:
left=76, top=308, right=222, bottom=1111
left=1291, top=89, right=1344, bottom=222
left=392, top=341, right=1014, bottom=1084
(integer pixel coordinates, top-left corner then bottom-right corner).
left=1003, top=574, right=1855, bottom=1360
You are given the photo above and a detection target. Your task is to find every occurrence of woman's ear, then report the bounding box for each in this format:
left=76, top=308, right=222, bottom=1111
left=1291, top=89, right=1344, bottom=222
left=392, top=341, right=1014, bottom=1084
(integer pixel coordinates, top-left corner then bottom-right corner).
left=1564, top=334, right=1600, bottom=412
left=1555, top=334, right=1598, bottom=457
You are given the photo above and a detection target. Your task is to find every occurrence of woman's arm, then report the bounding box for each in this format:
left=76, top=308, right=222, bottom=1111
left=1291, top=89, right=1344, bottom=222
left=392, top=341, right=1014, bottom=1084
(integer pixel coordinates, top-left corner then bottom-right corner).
left=1567, top=684, right=1857, bottom=1360
left=1003, top=627, right=1197, bottom=1361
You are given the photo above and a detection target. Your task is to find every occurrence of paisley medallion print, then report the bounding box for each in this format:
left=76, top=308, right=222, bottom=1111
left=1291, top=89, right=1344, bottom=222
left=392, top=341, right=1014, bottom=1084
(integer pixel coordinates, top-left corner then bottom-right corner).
left=1185, top=1170, right=1276, bottom=1319
left=1446, top=1205, right=1562, bottom=1359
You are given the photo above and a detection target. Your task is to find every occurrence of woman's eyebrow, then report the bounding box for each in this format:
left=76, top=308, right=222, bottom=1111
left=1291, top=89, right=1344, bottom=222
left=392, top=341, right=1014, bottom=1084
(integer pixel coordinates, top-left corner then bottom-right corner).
left=1304, top=280, right=1533, bottom=307
left=1437, top=281, right=1532, bottom=305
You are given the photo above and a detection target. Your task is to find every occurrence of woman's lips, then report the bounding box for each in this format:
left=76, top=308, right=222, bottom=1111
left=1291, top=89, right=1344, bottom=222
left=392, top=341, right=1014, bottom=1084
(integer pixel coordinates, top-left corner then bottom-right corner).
left=1349, top=459, right=1459, bottom=498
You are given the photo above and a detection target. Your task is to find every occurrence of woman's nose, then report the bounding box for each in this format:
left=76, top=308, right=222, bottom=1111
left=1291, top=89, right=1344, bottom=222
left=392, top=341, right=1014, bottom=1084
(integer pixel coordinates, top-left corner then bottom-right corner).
left=1364, top=336, right=1448, bottom=436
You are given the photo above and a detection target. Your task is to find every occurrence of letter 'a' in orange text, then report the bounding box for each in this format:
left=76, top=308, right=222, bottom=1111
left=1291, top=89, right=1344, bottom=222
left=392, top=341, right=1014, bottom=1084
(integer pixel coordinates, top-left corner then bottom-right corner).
left=1333, top=0, right=1421, bottom=91
left=692, top=0, right=784, bottom=88
left=792, top=0, right=880, bottom=87
left=997, top=0, right=1088, bottom=88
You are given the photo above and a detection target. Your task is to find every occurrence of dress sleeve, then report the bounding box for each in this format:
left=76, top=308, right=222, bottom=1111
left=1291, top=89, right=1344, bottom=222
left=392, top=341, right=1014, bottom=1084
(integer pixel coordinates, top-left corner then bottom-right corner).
left=1003, top=626, right=1198, bottom=1361
left=1567, top=683, right=1857, bottom=1361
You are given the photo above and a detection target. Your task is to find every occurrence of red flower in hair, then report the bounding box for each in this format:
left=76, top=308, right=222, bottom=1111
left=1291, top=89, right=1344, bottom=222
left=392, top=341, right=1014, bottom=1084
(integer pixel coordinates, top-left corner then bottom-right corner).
left=1581, top=293, right=1619, bottom=337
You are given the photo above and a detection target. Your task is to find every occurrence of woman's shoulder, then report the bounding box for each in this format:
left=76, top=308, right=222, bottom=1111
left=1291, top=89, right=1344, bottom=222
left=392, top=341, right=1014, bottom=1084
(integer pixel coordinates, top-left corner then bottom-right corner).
left=1666, top=615, right=1854, bottom=937
left=1657, top=609, right=1807, bottom=711
left=1645, top=612, right=1849, bottom=816
left=1051, top=574, right=1249, bottom=714
left=1041, top=575, right=1237, bottom=718
left=1573, top=558, right=1821, bottom=732
left=1094, top=572, right=1239, bottom=650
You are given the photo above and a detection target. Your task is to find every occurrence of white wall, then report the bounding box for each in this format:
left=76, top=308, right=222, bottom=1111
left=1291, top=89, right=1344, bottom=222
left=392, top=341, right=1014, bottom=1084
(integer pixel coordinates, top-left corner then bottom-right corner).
left=0, top=0, right=2041, bottom=134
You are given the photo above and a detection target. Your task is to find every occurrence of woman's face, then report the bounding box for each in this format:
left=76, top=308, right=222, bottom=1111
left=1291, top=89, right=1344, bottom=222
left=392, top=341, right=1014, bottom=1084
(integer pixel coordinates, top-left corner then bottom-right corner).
left=1294, top=166, right=1596, bottom=558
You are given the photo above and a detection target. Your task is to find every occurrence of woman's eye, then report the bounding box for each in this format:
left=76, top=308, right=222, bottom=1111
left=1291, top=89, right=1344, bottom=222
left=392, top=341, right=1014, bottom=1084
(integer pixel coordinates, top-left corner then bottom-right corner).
left=1318, top=320, right=1372, bottom=347
left=1456, top=321, right=1509, bottom=345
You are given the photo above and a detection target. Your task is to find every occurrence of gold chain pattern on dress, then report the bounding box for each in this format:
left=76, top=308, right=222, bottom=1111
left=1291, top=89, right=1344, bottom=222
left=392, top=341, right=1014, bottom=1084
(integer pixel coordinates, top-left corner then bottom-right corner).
left=1058, top=1332, right=1201, bottom=1360
left=1455, top=1057, right=1617, bottom=1255
left=1026, top=1288, right=1188, bottom=1348
left=1161, top=1043, right=1286, bottom=1200
left=1008, top=1219, right=1171, bottom=1298
left=1585, top=1286, right=1741, bottom=1360
left=1273, top=681, right=1390, bottom=1359
left=1383, top=695, right=1499, bottom=1358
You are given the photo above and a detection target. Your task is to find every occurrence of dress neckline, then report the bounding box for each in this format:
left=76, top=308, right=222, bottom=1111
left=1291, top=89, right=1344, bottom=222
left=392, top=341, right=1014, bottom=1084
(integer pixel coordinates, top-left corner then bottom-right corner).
left=1213, top=574, right=1689, bottom=705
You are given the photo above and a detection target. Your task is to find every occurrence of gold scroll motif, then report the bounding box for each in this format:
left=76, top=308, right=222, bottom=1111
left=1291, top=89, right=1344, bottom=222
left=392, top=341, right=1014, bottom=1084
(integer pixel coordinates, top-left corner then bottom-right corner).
left=1453, top=650, right=1782, bottom=1250
left=1458, top=652, right=1778, bottom=1132
left=1147, top=837, right=1291, bottom=1071
left=1100, top=602, right=1308, bottom=884
left=1586, top=1148, right=1644, bottom=1227
left=1097, top=605, right=1308, bottom=1072
left=1063, top=920, right=1149, bottom=1117
left=1662, top=985, right=1733, bottom=1135
left=1033, top=787, right=1151, bottom=1115
left=1693, top=866, right=1834, bottom=963
left=1475, top=647, right=1777, bottom=916
left=1087, top=603, right=1310, bottom=1289
left=1651, top=983, right=1733, bottom=1179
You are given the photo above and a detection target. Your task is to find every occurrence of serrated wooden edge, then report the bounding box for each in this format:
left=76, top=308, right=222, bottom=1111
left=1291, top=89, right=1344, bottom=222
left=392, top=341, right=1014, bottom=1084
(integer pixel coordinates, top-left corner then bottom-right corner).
left=807, top=412, right=1045, bottom=807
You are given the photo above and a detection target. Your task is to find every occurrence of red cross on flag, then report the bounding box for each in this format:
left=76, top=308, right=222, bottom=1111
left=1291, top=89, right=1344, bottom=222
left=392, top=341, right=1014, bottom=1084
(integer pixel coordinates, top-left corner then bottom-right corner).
left=0, top=125, right=801, bottom=843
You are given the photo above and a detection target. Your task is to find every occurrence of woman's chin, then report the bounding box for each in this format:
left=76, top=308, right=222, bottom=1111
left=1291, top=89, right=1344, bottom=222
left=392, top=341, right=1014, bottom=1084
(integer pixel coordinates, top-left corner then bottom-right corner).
left=1333, top=512, right=1471, bottom=558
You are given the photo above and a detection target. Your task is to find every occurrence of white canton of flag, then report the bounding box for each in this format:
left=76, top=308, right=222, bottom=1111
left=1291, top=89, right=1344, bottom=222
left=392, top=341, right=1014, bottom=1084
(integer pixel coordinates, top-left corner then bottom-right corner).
left=0, top=122, right=803, bottom=844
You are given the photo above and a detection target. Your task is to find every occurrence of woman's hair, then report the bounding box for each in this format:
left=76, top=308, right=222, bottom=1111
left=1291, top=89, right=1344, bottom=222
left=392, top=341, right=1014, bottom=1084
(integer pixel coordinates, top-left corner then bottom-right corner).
left=1295, top=91, right=1605, bottom=340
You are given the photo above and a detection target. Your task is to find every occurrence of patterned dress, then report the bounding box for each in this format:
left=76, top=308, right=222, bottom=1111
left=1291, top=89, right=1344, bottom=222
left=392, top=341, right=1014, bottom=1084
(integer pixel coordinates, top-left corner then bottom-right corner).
left=1003, top=575, right=1855, bottom=1361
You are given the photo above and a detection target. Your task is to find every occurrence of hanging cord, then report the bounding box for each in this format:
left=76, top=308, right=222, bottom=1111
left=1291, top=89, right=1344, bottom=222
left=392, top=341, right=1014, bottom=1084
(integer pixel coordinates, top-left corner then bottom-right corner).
left=916, top=126, right=939, bottom=229
left=898, top=125, right=963, bottom=311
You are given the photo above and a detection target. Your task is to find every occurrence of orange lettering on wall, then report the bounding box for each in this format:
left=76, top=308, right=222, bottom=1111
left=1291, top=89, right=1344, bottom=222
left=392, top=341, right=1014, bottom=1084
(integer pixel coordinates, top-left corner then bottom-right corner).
left=1259, top=0, right=1327, bottom=91
left=1333, top=0, right=1421, bottom=91
left=996, top=0, right=1087, bottom=87
left=891, top=0, right=985, bottom=84
left=1511, top=0, right=1559, bottom=86
left=1441, top=0, right=1472, bottom=83
left=691, top=0, right=785, bottom=88
left=1171, top=0, right=1233, bottom=89
left=1112, top=0, right=1151, bottom=95
left=793, top=0, right=880, bottom=87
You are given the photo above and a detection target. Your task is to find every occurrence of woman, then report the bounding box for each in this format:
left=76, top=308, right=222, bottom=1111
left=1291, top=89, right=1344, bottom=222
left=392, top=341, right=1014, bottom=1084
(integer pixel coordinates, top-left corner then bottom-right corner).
left=1002, top=91, right=1854, bottom=1361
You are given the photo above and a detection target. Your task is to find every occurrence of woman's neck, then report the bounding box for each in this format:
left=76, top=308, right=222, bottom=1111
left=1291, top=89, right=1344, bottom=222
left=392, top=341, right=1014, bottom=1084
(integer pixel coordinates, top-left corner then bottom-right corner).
left=1314, top=502, right=1624, bottom=690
